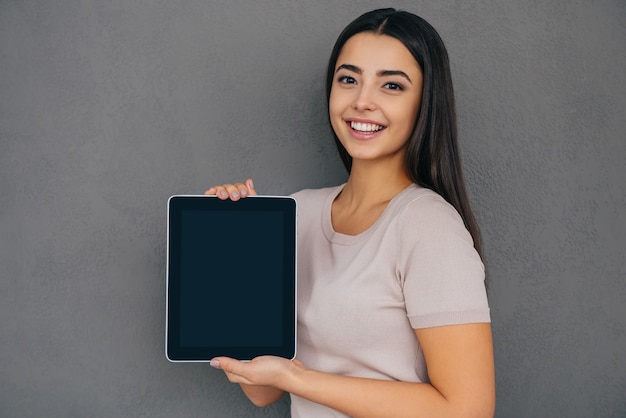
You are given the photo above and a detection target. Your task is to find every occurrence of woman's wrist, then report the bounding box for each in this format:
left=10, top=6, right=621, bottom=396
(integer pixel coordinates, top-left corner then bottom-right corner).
left=278, top=358, right=310, bottom=393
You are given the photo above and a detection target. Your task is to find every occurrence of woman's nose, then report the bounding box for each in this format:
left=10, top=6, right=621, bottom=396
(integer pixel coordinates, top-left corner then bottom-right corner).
left=352, top=85, right=377, bottom=111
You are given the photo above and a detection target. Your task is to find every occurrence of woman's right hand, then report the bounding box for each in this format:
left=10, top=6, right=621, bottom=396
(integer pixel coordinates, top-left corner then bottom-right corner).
left=204, top=178, right=257, bottom=201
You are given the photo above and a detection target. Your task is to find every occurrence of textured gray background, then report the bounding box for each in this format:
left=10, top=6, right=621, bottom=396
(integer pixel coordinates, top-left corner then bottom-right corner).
left=1, top=1, right=624, bottom=417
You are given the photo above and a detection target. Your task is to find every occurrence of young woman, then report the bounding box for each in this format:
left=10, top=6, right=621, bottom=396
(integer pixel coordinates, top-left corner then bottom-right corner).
left=205, top=8, right=495, bottom=418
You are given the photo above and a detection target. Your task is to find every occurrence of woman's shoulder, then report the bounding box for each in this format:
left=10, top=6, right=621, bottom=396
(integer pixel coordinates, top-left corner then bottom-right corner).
left=393, top=185, right=468, bottom=236
left=395, top=185, right=457, bottom=215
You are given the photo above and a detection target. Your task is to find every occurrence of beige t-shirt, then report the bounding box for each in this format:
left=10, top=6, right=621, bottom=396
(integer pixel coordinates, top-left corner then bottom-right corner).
left=290, top=184, right=490, bottom=417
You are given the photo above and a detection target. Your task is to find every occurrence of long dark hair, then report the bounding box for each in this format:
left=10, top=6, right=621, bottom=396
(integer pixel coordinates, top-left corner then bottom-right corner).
left=326, top=8, right=484, bottom=260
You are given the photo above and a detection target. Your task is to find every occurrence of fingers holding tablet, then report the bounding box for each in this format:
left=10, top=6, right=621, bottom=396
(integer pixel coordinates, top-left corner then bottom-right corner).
left=205, top=178, right=257, bottom=201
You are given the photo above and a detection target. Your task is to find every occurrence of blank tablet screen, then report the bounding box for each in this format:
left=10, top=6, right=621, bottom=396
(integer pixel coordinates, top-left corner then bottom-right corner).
left=166, top=195, right=296, bottom=361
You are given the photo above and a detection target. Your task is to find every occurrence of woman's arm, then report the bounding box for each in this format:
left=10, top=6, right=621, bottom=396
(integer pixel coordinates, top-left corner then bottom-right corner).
left=213, top=322, right=495, bottom=417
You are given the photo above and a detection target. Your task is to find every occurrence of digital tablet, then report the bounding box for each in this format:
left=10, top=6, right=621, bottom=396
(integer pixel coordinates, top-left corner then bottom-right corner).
left=166, top=195, right=297, bottom=362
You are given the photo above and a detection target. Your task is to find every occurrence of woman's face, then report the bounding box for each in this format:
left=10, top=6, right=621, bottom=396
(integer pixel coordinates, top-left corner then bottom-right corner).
left=329, top=32, right=423, bottom=167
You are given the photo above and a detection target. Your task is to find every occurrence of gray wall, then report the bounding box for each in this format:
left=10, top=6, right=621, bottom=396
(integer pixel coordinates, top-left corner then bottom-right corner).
left=1, top=1, right=624, bottom=417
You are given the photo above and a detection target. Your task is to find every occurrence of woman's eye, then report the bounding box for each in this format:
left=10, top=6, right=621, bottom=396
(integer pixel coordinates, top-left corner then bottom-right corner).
left=338, top=75, right=356, bottom=84
left=384, top=82, right=404, bottom=91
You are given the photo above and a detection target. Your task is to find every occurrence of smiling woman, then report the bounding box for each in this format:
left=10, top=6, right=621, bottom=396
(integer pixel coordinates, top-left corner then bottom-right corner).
left=205, top=8, right=494, bottom=418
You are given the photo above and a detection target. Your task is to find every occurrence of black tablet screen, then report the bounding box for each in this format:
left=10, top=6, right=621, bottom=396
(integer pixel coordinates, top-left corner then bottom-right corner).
left=166, top=196, right=296, bottom=361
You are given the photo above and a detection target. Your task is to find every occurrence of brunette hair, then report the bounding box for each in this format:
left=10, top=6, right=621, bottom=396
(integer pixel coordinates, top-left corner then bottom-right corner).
left=326, top=8, right=484, bottom=260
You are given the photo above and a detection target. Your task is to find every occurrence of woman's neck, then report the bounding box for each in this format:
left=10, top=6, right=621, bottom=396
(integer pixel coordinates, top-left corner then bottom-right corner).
left=330, top=158, right=412, bottom=235
left=340, top=159, right=413, bottom=208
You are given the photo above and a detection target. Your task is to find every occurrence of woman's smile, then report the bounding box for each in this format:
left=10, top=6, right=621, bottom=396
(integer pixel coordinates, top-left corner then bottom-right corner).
left=346, top=120, right=387, bottom=140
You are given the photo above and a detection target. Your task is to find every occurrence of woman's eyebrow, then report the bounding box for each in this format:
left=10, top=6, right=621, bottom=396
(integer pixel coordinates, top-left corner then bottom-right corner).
left=378, top=70, right=412, bottom=84
left=335, top=64, right=412, bottom=84
left=335, top=64, right=362, bottom=74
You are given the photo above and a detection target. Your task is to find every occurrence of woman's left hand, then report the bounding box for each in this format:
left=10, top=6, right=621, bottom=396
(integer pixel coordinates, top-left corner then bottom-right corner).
left=210, top=356, right=305, bottom=388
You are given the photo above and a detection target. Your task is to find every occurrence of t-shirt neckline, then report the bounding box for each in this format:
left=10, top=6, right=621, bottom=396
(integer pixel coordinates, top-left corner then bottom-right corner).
left=322, top=183, right=416, bottom=245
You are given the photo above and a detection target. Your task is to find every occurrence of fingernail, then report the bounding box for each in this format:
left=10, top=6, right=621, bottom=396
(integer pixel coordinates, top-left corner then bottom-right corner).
left=249, top=179, right=254, bottom=189
left=219, top=190, right=227, bottom=198
left=232, top=191, right=240, bottom=199
left=210, top=359, right=220, bottom=368
left=240, top=189, right=248, bottom=197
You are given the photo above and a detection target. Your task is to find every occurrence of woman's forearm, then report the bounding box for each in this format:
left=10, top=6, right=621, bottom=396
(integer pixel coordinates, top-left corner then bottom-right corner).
left=283, top=368, right=491, bottom=418
left=279, top=324, right=495, bottom=418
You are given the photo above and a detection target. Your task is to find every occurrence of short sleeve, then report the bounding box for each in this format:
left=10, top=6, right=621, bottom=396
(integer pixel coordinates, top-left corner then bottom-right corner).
left=396, top=193, right=490, bottom=329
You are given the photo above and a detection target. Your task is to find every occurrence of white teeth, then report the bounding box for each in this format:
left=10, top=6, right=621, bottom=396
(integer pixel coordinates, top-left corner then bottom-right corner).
left=350, top=121, right=384, bottom=132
